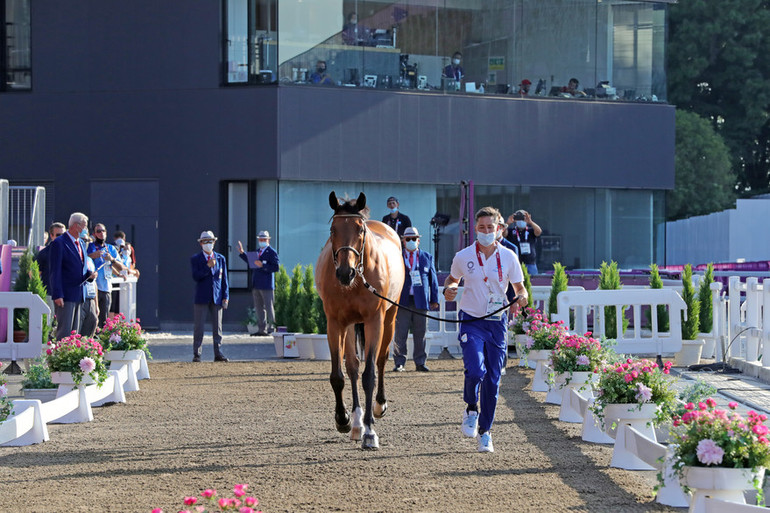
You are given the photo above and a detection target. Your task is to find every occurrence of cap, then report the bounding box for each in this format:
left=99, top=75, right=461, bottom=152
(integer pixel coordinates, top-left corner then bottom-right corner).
left=386, top=196, right=398, bottom=203
left=258, top=230, right=270, bottom=239
left=197, top=230, right=217, bottom=242
left=521, top=79, right=531, bottom=86
left=403, top=227, right=420, bottom=238
left=513, top=210, right=527, bottom=220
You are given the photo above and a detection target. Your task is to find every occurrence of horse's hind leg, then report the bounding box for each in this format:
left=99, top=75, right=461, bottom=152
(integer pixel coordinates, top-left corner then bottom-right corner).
left=374, top=304, right=398, bottom=419
left=345, top=324, right=363, bottom=441
left=328, top=323, right=350, bottom=433
left=361, top=320, right=382, bottom=450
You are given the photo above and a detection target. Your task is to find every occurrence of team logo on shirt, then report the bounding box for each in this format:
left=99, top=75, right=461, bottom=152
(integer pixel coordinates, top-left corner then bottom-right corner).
left=466, top=261, right=475, bottom=274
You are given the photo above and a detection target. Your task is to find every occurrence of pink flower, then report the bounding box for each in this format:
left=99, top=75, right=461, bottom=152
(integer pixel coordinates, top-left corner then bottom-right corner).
left=706, top=398, right=717, bottom=408
left=151, top=509, right=163, bottom=513
left=634, top=383, right=652, bottom=403
left=696, top=438, right=724, bottom=465
left=183, top=497, right=198, bottom=506
left=201, top=489, right=216, bottom=499
left=576, top=355, right=590, bottom=366
left=239, top=508, right=255, bottom=513
left=728, top=401, right=738, bottom=409
left=624, top=373, right=634, bottom=383
left=79, top=357, right=96, bottom=373
left=753, top=424, right=769, bottom=436
left=218, top=498, right=233, bottom=509
left=0, top=384, right=7, bottom=398
left=244, top=497, right=258, bottom=507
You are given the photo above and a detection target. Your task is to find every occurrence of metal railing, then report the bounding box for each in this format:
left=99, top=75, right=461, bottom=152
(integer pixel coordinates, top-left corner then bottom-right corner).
left=6, top=185, right=46, bottom=247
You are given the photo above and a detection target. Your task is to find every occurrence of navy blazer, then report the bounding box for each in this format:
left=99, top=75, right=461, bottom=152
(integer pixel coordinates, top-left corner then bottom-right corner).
left=239, top=246, right=279, bottom=290
left=398, top=249, right=439, bottom=310
left=49, top=233, right=90, bottom=302
left=191, top=251, right=229, bottom=305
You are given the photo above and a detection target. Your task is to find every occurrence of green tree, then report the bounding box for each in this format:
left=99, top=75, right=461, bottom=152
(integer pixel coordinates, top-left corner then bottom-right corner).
left=681, top=264, right=701, bottom=341
left=314, top=295, right=327, bottom=335
left=13, top=250, right=34, bottom=332
left=548, top=262, right=568, bottom=319
left=668, top=1, right=770, bottom=194
left=598, top=261, right=628, bottom=339
left=300, top=265, right=318, bottom=334
left=27, top=259, right=51, bottom=343
left=668, top=110, right=735, bottom=220
left=698, top=263, right=715, bottom=334
left=286, top=265, right=304, bottom=333
left=648, top=264, right=670, bottom=333
left=274, top=265, right=291, bottom=328
left=521, top=264, right=533, bottom=309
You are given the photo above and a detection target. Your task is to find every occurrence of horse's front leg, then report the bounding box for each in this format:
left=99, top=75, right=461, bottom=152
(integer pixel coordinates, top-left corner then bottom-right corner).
left=361, top=315, right=384, bottom=450
left=328, top=322, right=350, bottom=433
left=344, top=324, right=363, bottom=441
left=374, top=304, right=398, bottom=419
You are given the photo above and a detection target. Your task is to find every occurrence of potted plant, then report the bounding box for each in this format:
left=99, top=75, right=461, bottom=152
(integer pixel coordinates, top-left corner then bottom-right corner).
left=46, top=333, right=108, bottom=387
left=697, top=263, right=716, bottom=358
left=668, top=400, right=770, bottom=512
left=591, top=357, right=678, bottom=443
left=548, top=262, right=568, bottom=321
left=0, top=363, right=12, bottom=423
left=21, top=357, right=58, bottom=402
left=523, top=318, right=568, bottom=392
left=243, top=307, right=259, bottom=335
left=598, top=260, right=628, bottom=339
left=97, top=313, right=151, bottom=358
left=547, top=332, right=606, bottom=419
left=293, top=265, right=319, bottom=359
left=675, top=264, right=703, bottom=366
left=151, top=483, right=261, bottom=513
left=510, top=307, right=540, bottom=364
left=646, top=264, right=669, bottom=333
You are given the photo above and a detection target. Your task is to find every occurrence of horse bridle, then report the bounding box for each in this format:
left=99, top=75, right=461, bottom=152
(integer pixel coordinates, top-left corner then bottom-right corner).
left=331, top=213, right=368, bottom=277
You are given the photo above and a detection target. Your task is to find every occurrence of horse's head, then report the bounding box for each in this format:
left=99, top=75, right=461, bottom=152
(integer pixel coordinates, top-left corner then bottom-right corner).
left=329, top=191, right=369, bottom=287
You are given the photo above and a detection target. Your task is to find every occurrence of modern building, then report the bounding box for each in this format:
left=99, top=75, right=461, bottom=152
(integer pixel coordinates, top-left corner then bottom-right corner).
left=0, top=0, right=675, bottom=329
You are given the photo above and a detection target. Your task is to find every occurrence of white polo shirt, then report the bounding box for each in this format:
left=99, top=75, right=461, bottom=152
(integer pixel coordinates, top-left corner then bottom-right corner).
left=449, top=242, right=523, bottom=318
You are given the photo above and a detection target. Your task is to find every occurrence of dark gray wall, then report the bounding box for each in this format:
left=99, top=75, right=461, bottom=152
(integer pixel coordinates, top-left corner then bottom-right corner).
left=278, top=86, right=675, bottom=188
left=0, top=0, right=675, bottom=326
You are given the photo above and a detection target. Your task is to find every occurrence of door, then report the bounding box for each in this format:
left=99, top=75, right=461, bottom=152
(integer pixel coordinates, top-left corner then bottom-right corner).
left=90, top=180, right=160, bottom=328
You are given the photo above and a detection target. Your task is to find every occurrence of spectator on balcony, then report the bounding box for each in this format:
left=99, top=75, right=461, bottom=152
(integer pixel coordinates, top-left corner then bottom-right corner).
left=87, top=223, right=125, bottom=327
left=342, top=12, right=369, bottom=46
left=36, top=222, right=66, bottom=294
left=517, top=79, right=531, bottom=97
left=310, top=60, right=334, bottom=85
left=50, top=212, right=97, bottom=339
left=561, top=77, right=586, bottom=97
left=443, top=52, right=464, bottom=82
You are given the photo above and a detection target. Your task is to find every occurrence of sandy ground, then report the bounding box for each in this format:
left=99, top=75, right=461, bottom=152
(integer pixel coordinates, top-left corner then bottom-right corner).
left=0, top=359, right=679, bottom=513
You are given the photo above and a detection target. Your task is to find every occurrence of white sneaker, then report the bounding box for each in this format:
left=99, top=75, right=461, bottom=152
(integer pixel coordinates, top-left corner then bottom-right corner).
left=477, top=432, right=494, bottom=453
left=462, top=410, right=479, bottom=438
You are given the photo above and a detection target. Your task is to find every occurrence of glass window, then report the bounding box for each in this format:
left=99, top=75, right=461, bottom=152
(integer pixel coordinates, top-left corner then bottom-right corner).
left=223, top=0, right=277, bottom=85
left=227, top=182, right=250, bottom=288
left=2, top=0, right=31, bottom=91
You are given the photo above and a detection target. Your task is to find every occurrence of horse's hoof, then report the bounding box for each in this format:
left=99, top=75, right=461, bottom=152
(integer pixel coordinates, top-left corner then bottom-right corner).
left=373, top=401, right=388, bottom=419
left=336, top=415, right=352, bottom=433
left=351, top=427, right=362, bottom=441
left=362, top=433, right=379, bottom=450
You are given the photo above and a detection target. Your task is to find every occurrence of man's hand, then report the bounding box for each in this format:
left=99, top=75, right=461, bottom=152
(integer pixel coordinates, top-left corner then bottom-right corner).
left=429, top=302, right=439, bottom=311
left=254, top=260, right=264, bottom=268
left=54, top=298, right=63, bottom=307
left=207, top=257, right=216, bottom=268
left=237, top=241, right=244, bottom=254
left=507, top=214, right=515, bottom=225
left=523, top=211, right=532, bottom=224
left=443, top=286, right=458, bottom=301
left=87, top=272, right=97, bottom=282
left=222, top=299, right=229, bottom=310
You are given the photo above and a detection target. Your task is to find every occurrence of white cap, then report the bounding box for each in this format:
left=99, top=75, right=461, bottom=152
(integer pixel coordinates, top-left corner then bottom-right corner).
left=197, top=230, right=217, bottom=242
left=403, top=227, right=420, bottom=238
left=258, top=230, right=270, bottom=239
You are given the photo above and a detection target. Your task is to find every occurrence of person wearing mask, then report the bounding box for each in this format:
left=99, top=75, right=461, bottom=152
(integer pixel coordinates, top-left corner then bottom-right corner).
left=496, top=214, right=518, bottom=376
left=36, top=222, right=66, bottom=295
left=87, top=223, right=125, bottom=327
left=78, top=227, right=99, bottom=337
left=442, top=52, right=464, bottom=82
left=191, top=231, right=229, bottom=362
left=506, top=209, right=542, bottom=276
left=381, top=196, right=411, bottom=237
left=392, top=227, right=439, bottom=373
left=443, top=206, right=527, bottom=453
left=518, top=79, right=531, bottom=97
left=237, top=230, right=280, bottom=336
left=49, top=212, right=97, bottom=340
left=310, top=60, right=334, bottom=85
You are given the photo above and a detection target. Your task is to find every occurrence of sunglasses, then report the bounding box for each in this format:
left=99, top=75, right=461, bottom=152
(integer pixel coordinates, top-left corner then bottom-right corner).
left=404, top=237, right=418, bottom=242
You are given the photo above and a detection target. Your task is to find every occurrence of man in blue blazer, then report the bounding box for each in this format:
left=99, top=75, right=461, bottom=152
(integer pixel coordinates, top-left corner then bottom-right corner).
left=237, top=230, right=280, bottom=336
left=50, top=213, right=97, bottom=340
left=191, top=230, right=229, bottom=362
left=393, top=227, right=439, bottom=372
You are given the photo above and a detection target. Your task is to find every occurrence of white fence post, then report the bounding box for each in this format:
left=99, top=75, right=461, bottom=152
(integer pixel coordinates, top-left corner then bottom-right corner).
left=728, top=277, right=745, bottom=358
left=744, top=278, right=761, bottom=362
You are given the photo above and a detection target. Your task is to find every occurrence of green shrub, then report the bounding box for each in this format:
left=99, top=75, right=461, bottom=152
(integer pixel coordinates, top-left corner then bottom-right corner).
left=647, top=264, right=670, bottom=332
left=521, top=264, right=533, bottom=308
left=681, top=264, right=700, bottom=340
left=286, top=265, right=304, bottom=333
left=599, top=261, right=628, bottom=339
left=274, top=265, right=290, bottom=328
left=548, top=262, right=568, bottom=319
left=698, top=263, right=714, bottom=334
left=21, top=358, right=56, bottom=389
left=300, top=265, right=318, bottom=334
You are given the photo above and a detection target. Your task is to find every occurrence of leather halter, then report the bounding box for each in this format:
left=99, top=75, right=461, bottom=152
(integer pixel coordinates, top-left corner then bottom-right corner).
left=331, top=213, right=367, bottom=276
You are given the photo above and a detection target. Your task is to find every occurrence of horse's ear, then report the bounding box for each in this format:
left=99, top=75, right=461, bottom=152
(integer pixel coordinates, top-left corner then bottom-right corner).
left=355, top=192, right=366, bottom=212
left=329, top=191, right=339, bottom=211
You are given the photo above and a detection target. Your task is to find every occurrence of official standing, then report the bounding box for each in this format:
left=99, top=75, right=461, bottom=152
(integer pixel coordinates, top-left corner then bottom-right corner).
left=444, top=206, right=528, bottom=453
left=238, top=230, right=280, bottom=336
left=392, top=227, right=439, bottom=373
left=381, top=196, right=412, bottom=237
left=191, top=230, right=229, bottom=362
left=49, top=213, right=96, bottom=340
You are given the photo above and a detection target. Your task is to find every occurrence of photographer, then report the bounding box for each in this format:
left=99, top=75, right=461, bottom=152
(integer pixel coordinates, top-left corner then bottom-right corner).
left=506, top=210, right=542, bottom=275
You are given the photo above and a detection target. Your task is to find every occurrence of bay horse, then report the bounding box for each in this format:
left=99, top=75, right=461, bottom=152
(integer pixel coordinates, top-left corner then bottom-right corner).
left=315, top=191, right=405, bottom=449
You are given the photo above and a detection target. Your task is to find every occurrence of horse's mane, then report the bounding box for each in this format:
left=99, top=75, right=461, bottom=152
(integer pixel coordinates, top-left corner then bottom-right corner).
left=332, top=197, right=370, bottom=220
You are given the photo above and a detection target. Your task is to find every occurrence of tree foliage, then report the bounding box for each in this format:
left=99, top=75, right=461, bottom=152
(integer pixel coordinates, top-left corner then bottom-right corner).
left=548, top=262, right=568, bottom=319
left=668, top=0, right=770, bottom=195
left=668, top=110, right=736, bottom=220
left=681, top=264, right=701, bottom=341
left=698, top=263, right=715, bottom=334
left=648, top=264, right=670, bottom=333
left=598, top=261, right=628, bottom=339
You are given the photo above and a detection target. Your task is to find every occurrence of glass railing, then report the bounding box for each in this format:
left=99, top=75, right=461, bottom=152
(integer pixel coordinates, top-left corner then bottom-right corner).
left=226, top=0, right=669, bottom=103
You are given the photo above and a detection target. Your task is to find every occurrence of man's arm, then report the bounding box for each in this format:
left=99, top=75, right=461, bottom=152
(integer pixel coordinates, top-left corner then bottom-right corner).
left=524, top=211, right=542, bottom=236
left=443, top=274, right=461, bottom=301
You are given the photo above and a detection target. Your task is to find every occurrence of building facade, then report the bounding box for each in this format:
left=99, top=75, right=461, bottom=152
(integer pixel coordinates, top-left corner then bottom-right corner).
left=0, top=0, right=674, bottom=329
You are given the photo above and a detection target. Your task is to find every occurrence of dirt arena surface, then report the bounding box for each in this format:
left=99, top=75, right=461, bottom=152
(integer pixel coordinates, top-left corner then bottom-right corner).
left=0, top=359, right=679, bottom=513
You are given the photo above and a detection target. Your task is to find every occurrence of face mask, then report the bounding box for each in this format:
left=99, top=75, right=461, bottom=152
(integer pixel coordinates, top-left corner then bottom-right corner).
left=258, top=241, right=268, bottom=249
left=452, top=58, right=461, bottom=66
left=94, top=235, right=104, bottom=244
left=389, top=207, right=398, bottom=214
left=516, top=221, right=527, bottom=229
left=496, top=229, right=503, bottom=241
left=80, top=228, right=89, bottom=240
left=202, top=243, right=214, bottom=253
left=405, top=240, right=418, bottom=251
left=317, top=67, right=325, bottom=74
left=477, top=231, right=497, bottom=247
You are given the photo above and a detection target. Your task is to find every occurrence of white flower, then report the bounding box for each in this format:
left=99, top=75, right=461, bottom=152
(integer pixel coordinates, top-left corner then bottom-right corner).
left=635, top=383, right=652, bottom=403
left=79, top=357, right=96, bottom=374
left=0, top=384, right=7, bottom=398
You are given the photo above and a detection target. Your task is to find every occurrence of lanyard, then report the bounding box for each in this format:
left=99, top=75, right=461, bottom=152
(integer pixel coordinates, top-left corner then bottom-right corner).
left=475, top=242, right=503, bottom=285
left=514, top=228, right=529, bottom=242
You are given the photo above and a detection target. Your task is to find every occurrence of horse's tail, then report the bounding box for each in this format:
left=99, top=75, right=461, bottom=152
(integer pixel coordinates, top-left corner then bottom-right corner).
left=354, top=323, right=365, bottom=359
